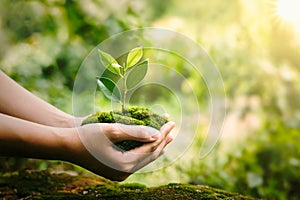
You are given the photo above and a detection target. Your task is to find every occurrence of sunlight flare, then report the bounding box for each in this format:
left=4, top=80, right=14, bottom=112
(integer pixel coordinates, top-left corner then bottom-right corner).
left=275, top=0, right=300, bottom=26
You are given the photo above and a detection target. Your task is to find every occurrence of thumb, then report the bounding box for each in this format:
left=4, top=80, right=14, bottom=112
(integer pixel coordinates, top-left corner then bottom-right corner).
left=111, top=123, right=161, bottom=143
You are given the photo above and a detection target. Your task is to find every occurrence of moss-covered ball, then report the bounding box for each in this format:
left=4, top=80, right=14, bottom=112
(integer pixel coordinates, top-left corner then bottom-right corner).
left=81, top=106, right=168, bottom=151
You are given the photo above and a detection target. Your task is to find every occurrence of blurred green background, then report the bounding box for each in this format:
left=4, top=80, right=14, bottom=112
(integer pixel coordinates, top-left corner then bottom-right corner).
left=1, top=0, right=300, bottom=199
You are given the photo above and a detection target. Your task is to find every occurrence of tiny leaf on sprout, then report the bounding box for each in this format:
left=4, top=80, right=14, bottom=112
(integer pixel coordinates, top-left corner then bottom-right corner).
left=97, top=47, right=147, bottom=111
left=126, top=47, right=143, bottom=70
left=97, top=77, right=121, bottom=102
left=126, top=59, right=148, bottom=90
left=98, top=50, right=122, bottom=77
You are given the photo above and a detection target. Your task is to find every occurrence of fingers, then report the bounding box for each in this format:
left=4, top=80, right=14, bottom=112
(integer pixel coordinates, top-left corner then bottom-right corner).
left=78, top=122, right=175, bottom=176
left=103, top=123, right=161, bottom=143
left=131, top=121, right=175, bottom=154
left=129, top=136, right=172, bottom=173
left=130, top=150, right=163, bottom=172
left=160, top=121, right=175, bottom=138
left=163, top=113, right=169, bottom=120
left=149, top=121, right=175, bottom=149
left=117, top=121, right=175, bottom=173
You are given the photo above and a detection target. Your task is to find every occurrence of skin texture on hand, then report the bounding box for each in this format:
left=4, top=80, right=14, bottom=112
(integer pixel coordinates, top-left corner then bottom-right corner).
left=67, top=122, right=175, bottom=181
left=0, top=70, right=175, bottom=181
left=0, top=112, right=174, bottom=181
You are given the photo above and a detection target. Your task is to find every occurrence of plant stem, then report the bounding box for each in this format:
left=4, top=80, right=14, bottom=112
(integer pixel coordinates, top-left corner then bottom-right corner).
left=121, top=65, right=127, bottom=113
left=122, top=78, right=127, bottom=113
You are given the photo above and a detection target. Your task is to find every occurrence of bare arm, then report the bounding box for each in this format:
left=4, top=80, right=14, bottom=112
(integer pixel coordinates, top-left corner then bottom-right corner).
left=0, top=113, right=70, bottom=159
left=0, top=70, right=78, bottom=128
left=0, top=70, right=175, bottom=181
left=0, top=112, right=175, bottom=181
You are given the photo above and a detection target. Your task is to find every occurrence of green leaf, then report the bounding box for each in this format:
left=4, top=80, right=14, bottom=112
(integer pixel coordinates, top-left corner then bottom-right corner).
left=126, top=59, right=148, bottom=90
left=97, top=77, right=121, bottom=102
left=98, top=49, right=122, bottom=76
left=126, top=47, right=143, bottom=70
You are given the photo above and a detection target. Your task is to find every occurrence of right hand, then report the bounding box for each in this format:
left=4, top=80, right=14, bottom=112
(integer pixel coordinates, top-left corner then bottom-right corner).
left=66, top=122, right=175, bottom=181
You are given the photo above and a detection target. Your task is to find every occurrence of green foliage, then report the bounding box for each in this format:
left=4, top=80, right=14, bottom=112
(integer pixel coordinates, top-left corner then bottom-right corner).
left=1, top=0, right=300, bottom=199
left=185, top=121, right=300, bottom=199
left=96, top=77, right=121, bottom=103
left=98, top=50, right=122, bottom=76
left=126, top=47, right=143, bottom=70
left=97, top=47, right=148, bottom=111
left=126, top=59, right=148, bottom=89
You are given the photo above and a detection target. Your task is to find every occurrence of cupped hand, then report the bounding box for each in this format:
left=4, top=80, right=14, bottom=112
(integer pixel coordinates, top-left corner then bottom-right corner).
left=67, top=122, right=175, bottom=181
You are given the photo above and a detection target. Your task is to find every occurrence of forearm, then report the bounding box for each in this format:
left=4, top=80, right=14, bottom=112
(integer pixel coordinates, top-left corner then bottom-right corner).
left=0, top=70, right=77, bottom=128
left=0, top=113, right=73, bottom=160
left=0, top=113, right=123, bottom=179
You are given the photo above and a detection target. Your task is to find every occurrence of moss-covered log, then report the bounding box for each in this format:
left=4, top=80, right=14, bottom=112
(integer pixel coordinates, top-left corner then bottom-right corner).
left=0, top=170, right=257, bottom=200
left=81, top=106, right=168, bottom=151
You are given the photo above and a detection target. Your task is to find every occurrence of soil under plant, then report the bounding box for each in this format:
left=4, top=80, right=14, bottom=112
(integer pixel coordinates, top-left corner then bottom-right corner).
left=81, top=106, right=168, bottom=151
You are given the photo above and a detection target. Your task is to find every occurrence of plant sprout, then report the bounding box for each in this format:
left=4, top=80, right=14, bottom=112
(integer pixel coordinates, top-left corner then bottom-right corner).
left=97, top=47, right=148, bottom=113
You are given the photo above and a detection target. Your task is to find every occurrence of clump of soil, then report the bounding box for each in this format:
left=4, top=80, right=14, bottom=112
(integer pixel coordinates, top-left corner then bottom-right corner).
left=81, top=106, right=168, bottom=151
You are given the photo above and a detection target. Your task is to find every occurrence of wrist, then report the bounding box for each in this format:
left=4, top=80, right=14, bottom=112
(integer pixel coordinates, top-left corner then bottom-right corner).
left=58, top=116, right=76, bottom=128
left=64, top=116, right=85, bottom=128
left=58, top=127, right=84, bottom=162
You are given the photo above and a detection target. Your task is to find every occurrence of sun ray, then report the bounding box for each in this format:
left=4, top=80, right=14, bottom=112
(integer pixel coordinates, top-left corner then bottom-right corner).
left=274, top=0, right=300, bottom=27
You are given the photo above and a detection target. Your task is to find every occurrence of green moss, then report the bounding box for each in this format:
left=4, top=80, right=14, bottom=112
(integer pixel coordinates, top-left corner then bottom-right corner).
left=0, top=170, right=72, bottom=199
left=82, top=182, right=256, bottom=200
left=33, top=193, right=87, bottom=200
left=118, top=183, right=147, bottom=190
left=0, top=170, right=256, bottom=200
left=81, top=115, right=99, bottom=124
left=81, top=106, right=168, bottom=151
left=127, top=106, right=151, bottom=119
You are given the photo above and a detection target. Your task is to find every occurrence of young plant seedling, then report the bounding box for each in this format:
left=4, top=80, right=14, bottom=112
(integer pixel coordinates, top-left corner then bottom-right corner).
left=97, top=47, right=148, bottom=113
left=82, top=47, right=168, bottom=151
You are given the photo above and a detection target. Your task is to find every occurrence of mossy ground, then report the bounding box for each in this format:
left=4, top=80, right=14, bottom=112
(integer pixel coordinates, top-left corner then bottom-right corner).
left=0, top=170, right=258, bottom=200
left=81, top=106, right=168, bottom=151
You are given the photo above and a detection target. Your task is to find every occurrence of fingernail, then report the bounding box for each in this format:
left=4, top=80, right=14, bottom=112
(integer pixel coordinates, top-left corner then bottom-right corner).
left=161, top=121, right=175, bottom=131
left=163, top=113, right=170, bottom=119
left=167, top=136, right=173, bottom=143
left=150, top=133, right=161, bottom=140
left=168, top=121, right=176, bottom=127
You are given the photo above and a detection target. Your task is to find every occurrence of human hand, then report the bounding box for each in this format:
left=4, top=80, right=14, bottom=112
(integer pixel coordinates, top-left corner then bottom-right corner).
left=66, top=121, right=175, bottom=181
